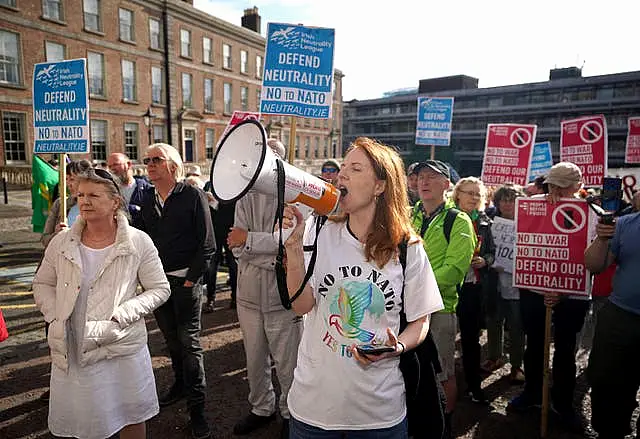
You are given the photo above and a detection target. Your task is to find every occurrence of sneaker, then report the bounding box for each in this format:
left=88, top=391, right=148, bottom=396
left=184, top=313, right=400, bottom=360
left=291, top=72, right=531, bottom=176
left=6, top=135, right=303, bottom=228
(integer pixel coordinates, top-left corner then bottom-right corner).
left=190, top=407, right=211, bottom=439
left=509, top=368, right=525, bottom=385
left=233, top=412, right=276, bottom=435
left=159, top=384, right=185, bottom=407
left=507, top=392, right=541, bottom=413
left=203, top=300, right=215, bottom=313
left=280, top=418, right=290, bottom=439
left=467, top=388, right=489, bottom=405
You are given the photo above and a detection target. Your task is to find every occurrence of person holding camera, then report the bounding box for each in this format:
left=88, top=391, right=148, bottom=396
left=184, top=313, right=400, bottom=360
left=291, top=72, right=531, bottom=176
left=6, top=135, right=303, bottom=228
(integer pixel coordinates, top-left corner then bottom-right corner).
left=585, top=208, right=640, bottom=439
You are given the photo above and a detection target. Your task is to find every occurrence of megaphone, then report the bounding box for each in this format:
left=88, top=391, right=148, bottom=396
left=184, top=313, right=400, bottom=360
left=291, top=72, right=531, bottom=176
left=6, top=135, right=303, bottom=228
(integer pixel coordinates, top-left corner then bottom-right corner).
left=210, top=118, right=340, bottom=218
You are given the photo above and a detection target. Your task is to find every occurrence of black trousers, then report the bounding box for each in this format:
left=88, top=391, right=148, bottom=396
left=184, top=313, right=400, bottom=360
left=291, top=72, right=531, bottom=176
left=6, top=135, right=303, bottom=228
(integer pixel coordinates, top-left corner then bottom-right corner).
left=588, top=301, right=640, bottom=439
left=457, top=283, right=483, bottom=391
left=154, top=276, right=206, bottom=408
left=206, top=225, right=237, bottom=303
left=519, top=289, right=589, bottom=412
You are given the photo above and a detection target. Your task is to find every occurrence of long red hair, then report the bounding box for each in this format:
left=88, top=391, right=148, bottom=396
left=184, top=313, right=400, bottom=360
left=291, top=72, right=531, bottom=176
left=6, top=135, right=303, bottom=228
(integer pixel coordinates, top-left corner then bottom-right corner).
left=332, top=137, right=417, bottom=268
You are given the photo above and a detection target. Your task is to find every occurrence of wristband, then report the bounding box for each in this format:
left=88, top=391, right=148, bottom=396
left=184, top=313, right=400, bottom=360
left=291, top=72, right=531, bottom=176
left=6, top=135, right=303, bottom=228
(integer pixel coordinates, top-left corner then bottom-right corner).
left=397, top=341, right=406, bottom=355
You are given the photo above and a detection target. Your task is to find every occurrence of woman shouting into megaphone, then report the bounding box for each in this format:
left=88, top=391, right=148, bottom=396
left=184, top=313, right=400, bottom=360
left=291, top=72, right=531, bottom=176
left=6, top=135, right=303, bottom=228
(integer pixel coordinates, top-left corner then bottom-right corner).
left=281, top=137, right=444, bottom=438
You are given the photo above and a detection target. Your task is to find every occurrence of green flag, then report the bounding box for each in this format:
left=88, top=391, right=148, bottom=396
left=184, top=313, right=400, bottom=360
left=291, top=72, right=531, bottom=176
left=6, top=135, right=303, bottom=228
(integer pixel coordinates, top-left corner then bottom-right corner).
left=31, top=155, right=59, bottom=233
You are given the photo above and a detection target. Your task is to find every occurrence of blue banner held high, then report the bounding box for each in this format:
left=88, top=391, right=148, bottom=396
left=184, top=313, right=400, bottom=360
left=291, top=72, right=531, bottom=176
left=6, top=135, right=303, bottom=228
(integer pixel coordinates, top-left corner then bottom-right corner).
left=415, top=97, right=454, bottom=146
left=261, top=23, right=335, bottom=119
left=529, top=141, right=553, bottom=181
left=32, top=59, right=90, bottom=154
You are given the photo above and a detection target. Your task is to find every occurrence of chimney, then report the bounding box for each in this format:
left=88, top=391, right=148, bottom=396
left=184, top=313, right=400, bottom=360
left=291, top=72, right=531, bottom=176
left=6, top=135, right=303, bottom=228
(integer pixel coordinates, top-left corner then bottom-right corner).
left=241, top=7, right=261, bottom=33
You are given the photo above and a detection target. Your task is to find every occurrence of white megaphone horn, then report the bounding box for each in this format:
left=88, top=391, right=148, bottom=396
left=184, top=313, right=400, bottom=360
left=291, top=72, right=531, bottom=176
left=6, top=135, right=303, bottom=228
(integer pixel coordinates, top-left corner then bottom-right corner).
left=210, top=119, right=340, bottom=238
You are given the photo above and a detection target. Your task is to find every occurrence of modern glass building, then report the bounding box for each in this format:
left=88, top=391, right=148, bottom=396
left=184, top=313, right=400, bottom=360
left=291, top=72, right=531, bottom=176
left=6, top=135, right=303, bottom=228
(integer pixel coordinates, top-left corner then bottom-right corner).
left=343, top=68, right=640, bottom=176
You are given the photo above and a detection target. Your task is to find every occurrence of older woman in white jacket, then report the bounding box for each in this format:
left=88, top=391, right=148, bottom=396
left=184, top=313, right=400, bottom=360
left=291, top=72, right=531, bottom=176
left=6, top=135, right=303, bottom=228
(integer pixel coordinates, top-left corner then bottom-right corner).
left=33, top=168, right=170, bottom=439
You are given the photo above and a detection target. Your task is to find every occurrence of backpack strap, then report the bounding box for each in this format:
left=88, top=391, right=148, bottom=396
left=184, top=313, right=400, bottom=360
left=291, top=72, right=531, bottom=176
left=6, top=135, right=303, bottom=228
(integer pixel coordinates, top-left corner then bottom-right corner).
left=398, top=239, right=409, bottom=332
left=289, top=215, right=327, bottom=305
left=443, top=207, right=460, bottom=243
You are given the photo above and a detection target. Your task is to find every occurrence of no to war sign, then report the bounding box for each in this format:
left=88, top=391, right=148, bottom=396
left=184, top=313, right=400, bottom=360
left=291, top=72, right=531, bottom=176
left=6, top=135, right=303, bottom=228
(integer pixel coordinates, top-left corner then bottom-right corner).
left=560, top=115, right=608, bottom=187
left=513, top=198, right=590, bottom=295
left=261, top=23, right=335, bottom=119
left=625, top=117, right=640, bottom=164
left=481, top=124, right=537, bottom=186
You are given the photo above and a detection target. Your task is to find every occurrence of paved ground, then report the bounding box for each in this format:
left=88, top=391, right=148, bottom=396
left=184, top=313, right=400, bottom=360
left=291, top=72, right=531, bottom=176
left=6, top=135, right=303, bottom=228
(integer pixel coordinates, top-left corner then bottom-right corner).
left=0, top=188, right=637, bottom=439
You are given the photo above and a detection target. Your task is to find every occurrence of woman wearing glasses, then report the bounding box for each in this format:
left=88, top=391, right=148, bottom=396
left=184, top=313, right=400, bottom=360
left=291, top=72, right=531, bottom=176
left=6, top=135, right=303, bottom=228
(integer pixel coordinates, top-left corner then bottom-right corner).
left=451, top=177, right=496, bottom=404
left=33, top=169, right=170, bottom=439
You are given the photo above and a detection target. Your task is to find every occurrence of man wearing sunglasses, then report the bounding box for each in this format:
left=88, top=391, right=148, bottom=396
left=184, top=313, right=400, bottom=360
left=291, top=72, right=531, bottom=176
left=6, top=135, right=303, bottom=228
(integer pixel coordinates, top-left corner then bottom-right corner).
left=134, top=144, right=215, bottom=439
left=320, top=159, right=340, bottom=185
left=107, top=152, right=151, bottom=226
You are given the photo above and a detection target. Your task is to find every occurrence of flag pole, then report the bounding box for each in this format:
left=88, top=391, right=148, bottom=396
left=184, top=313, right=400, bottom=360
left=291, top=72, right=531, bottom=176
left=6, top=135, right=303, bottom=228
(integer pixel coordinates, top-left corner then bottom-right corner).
left=58, top=153, right=67, bottom=224
left=288, top=116, right=297, bottom=163
left=430, top=145, right=435, bottom=160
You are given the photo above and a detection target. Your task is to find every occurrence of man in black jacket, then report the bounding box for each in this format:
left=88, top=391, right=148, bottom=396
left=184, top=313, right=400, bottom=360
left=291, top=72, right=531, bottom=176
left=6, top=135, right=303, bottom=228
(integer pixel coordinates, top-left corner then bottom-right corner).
left=107, top=152, right=151, bottom=225
left=135, top=143, right=215, bottom=439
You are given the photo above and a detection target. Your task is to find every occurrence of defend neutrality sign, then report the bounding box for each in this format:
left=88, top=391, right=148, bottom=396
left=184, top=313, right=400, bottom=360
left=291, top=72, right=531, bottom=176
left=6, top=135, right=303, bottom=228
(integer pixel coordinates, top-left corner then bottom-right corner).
left=625, top=116, right=640, bottom=164
left=33, top=59, right=90, bottom=153
left=513, top=198, right=590, bottom=295
left=481, top=124, right=537, bottom=186
left=560, top=115, right=607, bottom=187
left=261, top=23, right=335, bottom=119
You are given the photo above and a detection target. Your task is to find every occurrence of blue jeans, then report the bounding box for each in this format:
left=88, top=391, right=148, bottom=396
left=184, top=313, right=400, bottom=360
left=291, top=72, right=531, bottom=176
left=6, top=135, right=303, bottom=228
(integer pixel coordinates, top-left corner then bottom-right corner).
left=154, top=276, right=206, bottom=407
left=290, top=416, right=408, bottom=439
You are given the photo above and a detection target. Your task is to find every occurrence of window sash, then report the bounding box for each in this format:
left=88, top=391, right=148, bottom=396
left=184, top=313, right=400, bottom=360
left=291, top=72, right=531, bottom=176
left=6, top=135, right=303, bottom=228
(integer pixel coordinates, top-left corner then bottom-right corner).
left=0, top=31, right=20, bottom=84
left=182, top=73, right=192, bottom=108
left=119, top=9, right=134, bottom=41
left=121, top=60, right=136, bottom=101
left=205, top=128, right=215, bottom=159
left=43, top=0, right=62, bottom=20
left=240, top=87, right=248, bottom=111
left=223, top=83, right=232, bottom=113
left=240, top=50, right=247, bottom=73
left=149, top=19, right=161, bottom=49
left=180, top=30, right=191, bottom=57
left=223, top=44, right=231, bottom=69
left=203, top=37, right=211, bottom=63
left=88, top=52, right=104, bottom=96
left=124, top=123, right=138, bottom=160
left=2, top=112, right=26, bottom=162
left=45, top=41, right=65, bottom=62
left=152, top=125, right=164, bottom=143
left=90, top=120, right=107, bottom=161
left=83, top=0, right=100, bottom=31
left=204, top=78, right=213, bottom=112
left=256, top=55, right=262, bottom=78
left=151, top=67, right=163, bottom=104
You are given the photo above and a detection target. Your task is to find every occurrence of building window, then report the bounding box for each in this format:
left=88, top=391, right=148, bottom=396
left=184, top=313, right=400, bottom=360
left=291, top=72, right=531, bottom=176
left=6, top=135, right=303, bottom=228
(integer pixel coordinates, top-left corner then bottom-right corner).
left=323, top=138, right=329, bottom=158
left=87, top=51, right=104, bottom=97
left=2, top=112, right=26, bottom=162
left=240, top=86, right=248, bottom=110
left=256, top=55, right=262, bottom=78
left=180, top=29, right=191, bottom=58
left=203, top=37, right=212, bottom=64
left=614, top=83, right=634, bottom=98
left=578, top=87, right=595, bottom=100
left=45, top=41, right=65, bottom=62
left=83, top=0, right=101, bottom=32
left=90, top=119, right=107, bottom=161
left=151, top=66, right=163, bottom=104
left=596, top=85, right=614, bottom=100
left=295, top=135, right=300, bottom=159
left=124, top=123, right=138, bottom=160
left=181, top=73, right=192, bottom=108
left=42, top=0, right=63, bottom=21
left=314, top=137, right=320, bottom=159
left=118, top=8, right=134, bottom=42
left=256, top=88, right=261, bottom=110
left=149, top=18, right=162, bottom=50
left=223, top=82, right=232, bottom=114
left=121, top=60, right=136, bottom=101
left=304, top=137, right=310, bottom=158
left=240, top=50, right=248, bottom=74
left=223, top=44, right=231, bottom=69
left=205, top=128, right=215, bottom=159
left=204, top=78, right=213, bottom=112
left=1, top=0, right=17, bottom=7
left=0, top=30, right=21, bottom=85
left=152, top=124, right=164, bottom=143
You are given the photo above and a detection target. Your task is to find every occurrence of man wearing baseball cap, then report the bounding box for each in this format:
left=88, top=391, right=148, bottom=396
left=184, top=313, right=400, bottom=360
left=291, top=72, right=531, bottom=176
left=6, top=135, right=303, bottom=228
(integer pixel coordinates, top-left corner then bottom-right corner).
left=410, top=160, right=476, bottom=439
left=320, top=159, right=340, bottom=185
left=406, top=162, right=420, bottom=206
left=508, top=162, right=591, bottom=433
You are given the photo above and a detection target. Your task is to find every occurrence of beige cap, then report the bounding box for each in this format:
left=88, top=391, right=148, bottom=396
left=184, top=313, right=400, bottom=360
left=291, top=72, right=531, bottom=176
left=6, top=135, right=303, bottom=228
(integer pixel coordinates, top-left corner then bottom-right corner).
left=544, top=162, right=582, bottom=188
left=186, top=164, right=202, bottom=176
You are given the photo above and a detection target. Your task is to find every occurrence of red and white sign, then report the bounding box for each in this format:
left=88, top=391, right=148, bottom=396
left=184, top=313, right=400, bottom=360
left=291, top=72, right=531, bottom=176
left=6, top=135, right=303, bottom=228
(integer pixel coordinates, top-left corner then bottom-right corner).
left=513, top=198, right=590, bottom=295
left=223, top=111, right=261, bottom=138
left=560, top=115, right=607, bottom=187
left=624, top=117, right=640, bottom=164
left=481, top=124, right=537, bottom=186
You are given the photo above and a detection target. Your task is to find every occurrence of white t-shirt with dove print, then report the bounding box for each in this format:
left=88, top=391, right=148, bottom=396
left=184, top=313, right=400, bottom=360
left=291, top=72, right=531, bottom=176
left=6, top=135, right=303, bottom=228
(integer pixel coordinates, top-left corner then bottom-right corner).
left=288, top=220, right=443, bottom=430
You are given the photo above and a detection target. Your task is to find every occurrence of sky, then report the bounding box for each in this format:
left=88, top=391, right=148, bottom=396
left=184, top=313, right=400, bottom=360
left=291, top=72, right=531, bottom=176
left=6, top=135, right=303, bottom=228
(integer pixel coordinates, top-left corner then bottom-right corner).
left=193, top=0, right=640, bottom=101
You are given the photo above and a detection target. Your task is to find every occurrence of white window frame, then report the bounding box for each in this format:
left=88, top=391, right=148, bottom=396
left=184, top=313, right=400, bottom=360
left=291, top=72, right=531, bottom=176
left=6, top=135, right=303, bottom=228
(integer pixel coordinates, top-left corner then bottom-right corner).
left=203, top=37, right=212, bottom=64
left=2, top=111, right=27, bottom=163
left=87, top=51, right=105, bottom=97
left=0, top=30, right=22, bottom=86
left=90, top=119, right=108, bottom=161
left=223, top=43, right=231, bottom=69
left=149, top=18, right=162, bottom=50
left=240, top=50, right=248, bottom=74
left=204, top=78, right=214, bottom=112
left=240, top=86, right=248, bottom=111
left=205, top=128, right=215, bottom=159
left=83, top=0, right=101, bottom=32
left=121, top=59, right=136, bottom=102
left=256, top=55, right=262, bottom=78
left=182, top=72, right=192, bottom=108
left=151, top=66, right=163, bottom=105
left=180, top=29, right=191, bottom=58
left=45, top=41, right=65, bottom=62
left=124, top=122, right=139, bottom=160
left=118, top=8, right=135, bottom=42
left=223, top=82, right=232, bottom=114
left=42, top=0, right=63, bottom=21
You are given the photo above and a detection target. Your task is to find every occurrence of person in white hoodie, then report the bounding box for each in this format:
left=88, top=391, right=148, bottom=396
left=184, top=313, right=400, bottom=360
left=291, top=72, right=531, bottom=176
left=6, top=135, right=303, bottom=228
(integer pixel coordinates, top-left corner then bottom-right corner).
left=33, top=168, right=170, bottom=439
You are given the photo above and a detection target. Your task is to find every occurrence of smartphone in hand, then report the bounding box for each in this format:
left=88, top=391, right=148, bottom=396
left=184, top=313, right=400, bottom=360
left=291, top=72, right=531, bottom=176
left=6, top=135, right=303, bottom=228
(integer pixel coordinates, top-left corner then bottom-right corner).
left=356, top=344, right=395, bottom=356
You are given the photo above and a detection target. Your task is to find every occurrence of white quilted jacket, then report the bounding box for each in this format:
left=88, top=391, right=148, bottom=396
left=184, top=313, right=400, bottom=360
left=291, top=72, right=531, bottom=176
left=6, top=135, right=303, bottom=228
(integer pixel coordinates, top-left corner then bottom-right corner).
left=33, top=212, right=170, bottom=372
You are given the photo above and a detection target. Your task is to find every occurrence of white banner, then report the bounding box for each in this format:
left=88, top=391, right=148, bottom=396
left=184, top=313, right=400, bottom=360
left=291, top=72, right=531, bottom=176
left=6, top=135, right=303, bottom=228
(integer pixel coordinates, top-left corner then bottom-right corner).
left=492, top=217, right=515, bottom=273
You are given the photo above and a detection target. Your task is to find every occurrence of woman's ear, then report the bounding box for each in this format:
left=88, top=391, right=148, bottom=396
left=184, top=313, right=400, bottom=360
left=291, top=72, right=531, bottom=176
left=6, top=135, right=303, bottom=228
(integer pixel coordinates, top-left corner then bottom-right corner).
left=374, top=179, right=386, bottom=197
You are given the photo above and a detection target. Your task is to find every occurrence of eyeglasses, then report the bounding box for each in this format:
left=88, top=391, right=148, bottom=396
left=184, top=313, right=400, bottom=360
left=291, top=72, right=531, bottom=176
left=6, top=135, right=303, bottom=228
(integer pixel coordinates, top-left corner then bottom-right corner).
left=91, top=168, right=121, bottom=192
left=458, top=189, right=483, bottom=198
left=143, top=156, right=167, bottom=166
left=322, top=167, right=338, bottom=173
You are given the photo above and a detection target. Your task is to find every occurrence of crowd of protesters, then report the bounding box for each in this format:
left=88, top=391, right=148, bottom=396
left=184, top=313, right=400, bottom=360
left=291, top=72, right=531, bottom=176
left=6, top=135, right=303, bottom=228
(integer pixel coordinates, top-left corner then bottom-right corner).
left=30, top=137, right=640, bottom=439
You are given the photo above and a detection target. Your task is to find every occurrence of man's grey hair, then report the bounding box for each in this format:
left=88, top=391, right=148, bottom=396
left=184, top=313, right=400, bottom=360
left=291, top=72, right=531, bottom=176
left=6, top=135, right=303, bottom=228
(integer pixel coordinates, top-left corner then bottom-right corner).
left=147, top=143, right=184, bottom=181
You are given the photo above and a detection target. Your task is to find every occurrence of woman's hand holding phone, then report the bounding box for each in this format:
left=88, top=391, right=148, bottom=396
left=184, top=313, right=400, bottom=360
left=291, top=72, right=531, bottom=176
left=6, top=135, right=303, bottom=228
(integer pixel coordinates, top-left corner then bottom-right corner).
left=350, top=327, right=402, bottom=367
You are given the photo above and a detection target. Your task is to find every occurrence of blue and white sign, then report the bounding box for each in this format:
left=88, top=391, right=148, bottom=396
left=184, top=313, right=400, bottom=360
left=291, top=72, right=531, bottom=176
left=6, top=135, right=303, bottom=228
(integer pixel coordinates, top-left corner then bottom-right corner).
left=261, top=23, right=335, bottom=119
left=33, top=59, right=90, bottom=153
left=529, top=141, right=554, bottom=181
left=415, top=97, right=454, bottom=146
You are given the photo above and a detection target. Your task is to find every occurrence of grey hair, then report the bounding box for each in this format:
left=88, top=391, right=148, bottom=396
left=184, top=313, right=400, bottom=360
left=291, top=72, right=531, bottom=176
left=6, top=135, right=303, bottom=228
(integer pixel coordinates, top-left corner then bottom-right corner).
left=147, top=143, right=184, bottom=181
left=452, top=176, right=487, bottom=211
left=75, top=169, right=129, bottom=219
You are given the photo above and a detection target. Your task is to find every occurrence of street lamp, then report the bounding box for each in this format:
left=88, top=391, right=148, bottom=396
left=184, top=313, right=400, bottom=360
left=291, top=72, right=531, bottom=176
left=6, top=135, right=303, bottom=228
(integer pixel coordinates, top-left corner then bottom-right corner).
left=142, top=106, right=156, bottom=145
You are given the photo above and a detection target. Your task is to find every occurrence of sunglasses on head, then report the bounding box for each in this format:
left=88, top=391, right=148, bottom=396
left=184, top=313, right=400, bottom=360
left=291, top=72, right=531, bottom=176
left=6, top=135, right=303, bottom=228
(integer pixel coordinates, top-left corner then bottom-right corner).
left=91, top=168, right=120, bottom=191
left=322, top=167, right=338, bottom=173
left=142, top=156, right=167, bottom=166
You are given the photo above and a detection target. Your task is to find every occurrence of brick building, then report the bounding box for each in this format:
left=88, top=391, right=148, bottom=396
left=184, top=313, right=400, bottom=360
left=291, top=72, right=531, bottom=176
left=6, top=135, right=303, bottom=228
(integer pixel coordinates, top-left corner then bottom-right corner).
left=0, top=0, right=343, bottom=183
